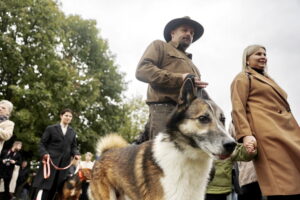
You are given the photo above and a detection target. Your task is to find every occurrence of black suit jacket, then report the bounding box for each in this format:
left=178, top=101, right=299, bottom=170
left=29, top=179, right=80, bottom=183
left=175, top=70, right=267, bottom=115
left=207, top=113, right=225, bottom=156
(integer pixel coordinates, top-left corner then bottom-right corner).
left=33, top=124, right=80, bottom=190
left=0, top=149, right=22, bottom=179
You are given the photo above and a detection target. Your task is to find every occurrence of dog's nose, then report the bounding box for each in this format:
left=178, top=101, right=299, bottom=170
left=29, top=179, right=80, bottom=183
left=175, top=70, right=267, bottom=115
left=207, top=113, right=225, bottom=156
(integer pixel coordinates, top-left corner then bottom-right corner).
left=223, top=141, right=237, bottom=153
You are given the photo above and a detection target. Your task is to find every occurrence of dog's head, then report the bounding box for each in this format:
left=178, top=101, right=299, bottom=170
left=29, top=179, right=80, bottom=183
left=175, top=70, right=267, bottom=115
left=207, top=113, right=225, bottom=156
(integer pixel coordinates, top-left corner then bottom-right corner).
left=61, top=173, right=82, bottom=199
left=166, top=78, right=236, bottom=159
left=60, top=168, right=92, bottom=199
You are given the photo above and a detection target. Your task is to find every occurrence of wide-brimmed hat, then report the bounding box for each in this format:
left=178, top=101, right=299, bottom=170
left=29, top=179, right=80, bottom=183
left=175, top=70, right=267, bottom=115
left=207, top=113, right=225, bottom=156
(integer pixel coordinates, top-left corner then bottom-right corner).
left=164, top=16, right=204, bottom=43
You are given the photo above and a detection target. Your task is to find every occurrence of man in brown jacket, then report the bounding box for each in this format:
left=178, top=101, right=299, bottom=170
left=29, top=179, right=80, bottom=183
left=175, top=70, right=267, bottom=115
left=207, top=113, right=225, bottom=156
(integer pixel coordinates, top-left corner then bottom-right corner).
left=136, top=16, right=208, bottom=140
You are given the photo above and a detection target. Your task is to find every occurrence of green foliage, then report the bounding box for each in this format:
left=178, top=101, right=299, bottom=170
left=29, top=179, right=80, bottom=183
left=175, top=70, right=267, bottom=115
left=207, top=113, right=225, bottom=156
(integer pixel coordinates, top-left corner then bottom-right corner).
left=117, top=95, right=149, bottom=142
left=0, top=0, right=129, bottom=158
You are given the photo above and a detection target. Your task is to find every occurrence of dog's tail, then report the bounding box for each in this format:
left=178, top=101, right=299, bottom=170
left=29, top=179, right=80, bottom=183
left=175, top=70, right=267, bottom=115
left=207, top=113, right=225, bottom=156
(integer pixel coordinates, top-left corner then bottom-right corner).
left=96, top=133, right=129, bottom=157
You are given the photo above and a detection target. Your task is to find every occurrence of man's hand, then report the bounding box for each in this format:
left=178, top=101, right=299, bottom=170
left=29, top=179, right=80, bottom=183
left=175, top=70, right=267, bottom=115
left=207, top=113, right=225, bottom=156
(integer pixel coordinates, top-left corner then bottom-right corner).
left=182, top=73, right=208, bottom=88
left=43, top=154, right=50, bottom=161
left=194, top=77, right=208, bottom=88
left=74, top=155, right=81, bottom=160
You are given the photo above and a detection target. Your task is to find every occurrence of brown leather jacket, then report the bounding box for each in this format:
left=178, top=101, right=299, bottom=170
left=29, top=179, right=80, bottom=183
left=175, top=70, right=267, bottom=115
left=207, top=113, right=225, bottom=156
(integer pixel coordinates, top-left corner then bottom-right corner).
left=136, top=40, right=201, bottom=104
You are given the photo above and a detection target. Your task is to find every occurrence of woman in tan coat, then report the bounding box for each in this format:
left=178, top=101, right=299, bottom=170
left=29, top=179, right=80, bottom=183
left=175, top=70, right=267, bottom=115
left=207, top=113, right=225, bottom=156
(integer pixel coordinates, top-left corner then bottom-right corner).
left=0, top=100, right=14, bottom=154
left=231, top=44, right=300, bottom=200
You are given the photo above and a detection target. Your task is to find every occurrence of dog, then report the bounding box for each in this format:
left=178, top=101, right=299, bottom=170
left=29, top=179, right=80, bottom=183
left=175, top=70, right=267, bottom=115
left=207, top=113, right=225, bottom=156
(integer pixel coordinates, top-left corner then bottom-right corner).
left=55, top=168, right=92, bottom=200
left=88, top=78, right=237, bottom=200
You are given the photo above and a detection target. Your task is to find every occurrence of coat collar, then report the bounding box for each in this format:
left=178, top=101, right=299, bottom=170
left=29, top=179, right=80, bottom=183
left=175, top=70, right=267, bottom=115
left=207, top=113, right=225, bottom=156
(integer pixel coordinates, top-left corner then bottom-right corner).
left=55, top=123, right=72, bottom=138
left=168, top=41, right=193, bottom=59
left=246, top=67, right=290, bottom=110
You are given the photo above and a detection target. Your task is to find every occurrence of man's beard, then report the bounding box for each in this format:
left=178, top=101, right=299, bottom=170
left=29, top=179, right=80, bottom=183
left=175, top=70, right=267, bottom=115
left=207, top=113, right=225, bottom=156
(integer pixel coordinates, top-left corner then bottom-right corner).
left=178, top=39, right=191, bottom=51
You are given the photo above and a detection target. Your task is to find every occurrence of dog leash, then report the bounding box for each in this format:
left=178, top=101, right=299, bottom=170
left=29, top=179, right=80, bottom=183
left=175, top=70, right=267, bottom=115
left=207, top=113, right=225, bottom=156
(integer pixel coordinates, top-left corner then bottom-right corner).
left=43, top=156, right=76, bottom=179
left=43, top=157, right=51, bottom=179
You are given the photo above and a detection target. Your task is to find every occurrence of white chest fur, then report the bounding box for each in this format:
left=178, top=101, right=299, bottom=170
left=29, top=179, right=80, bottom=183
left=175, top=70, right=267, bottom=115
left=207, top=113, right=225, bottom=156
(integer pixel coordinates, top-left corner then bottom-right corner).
left=153, top=134, right=213, bottom=200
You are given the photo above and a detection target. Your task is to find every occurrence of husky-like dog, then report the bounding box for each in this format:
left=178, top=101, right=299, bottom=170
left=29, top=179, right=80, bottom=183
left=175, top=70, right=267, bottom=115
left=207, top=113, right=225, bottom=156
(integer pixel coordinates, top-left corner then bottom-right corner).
left=89, top=79, right=236, bottom=200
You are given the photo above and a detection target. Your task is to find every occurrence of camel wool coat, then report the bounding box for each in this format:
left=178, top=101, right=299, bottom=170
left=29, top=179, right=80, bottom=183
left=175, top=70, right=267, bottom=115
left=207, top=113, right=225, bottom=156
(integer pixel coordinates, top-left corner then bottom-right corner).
left=0, top=120, right=14, bottom=154
left=231, top=67, right=300, bottom=196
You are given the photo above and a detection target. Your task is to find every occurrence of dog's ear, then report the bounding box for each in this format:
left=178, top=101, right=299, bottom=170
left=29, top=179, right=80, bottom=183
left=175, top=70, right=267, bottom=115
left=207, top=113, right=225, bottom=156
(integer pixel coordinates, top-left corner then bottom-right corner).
left=166, top=78, right=196, bottom=130
left=178, top=78, right=196, bottom=106
left=197, top=88, right=211, bottom=100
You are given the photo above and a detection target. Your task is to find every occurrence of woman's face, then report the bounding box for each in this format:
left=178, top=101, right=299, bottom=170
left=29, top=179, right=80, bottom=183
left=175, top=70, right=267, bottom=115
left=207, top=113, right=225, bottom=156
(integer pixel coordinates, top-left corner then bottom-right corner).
left=60, top=111, right=73, bottom=125
left=0, top=103, right=10, bottom=117
left=247, top=48, right=267, bottom=70
left=85, top=154, right=92, bottom=161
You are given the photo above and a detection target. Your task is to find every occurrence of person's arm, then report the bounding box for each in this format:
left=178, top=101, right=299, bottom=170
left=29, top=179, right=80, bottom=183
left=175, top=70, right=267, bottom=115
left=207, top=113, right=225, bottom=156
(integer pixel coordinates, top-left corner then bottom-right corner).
left=14, top=153, right=22, bottom=166
left=0, top=121, right=14, bottom=141
left=0, top=150, right=7, bottom=163
left=231, top=143, right=257, bottom=162
left=71, top=131, right=80, bottom=159
left=231, top=74, right=256, bottom=152
left=231, top=74, right=253, bottom=141
left=136, top=40, right=184, bottom=89
left=39, top=126, right=51, bottom=159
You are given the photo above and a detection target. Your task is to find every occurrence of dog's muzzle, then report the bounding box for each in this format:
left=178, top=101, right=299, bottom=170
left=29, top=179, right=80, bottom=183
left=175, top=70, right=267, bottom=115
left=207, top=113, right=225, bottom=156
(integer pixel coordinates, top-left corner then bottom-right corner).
left=223, top=141, right=237, bottom=153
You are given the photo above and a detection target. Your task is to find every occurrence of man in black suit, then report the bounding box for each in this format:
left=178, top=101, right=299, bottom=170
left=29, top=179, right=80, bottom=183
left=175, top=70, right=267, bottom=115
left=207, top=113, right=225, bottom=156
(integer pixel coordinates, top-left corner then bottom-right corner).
left=32, top=108, right=81, bottom=200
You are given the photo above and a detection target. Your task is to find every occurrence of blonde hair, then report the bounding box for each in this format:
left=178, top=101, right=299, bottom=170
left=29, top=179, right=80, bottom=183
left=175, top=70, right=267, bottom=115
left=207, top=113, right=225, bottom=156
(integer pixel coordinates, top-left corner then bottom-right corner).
left=85, top=152, right=93, bottom=157
left=0, top=100, right=13, bottom=116
left=13, top=141, right=22, bottom=146
left=242, top=44, right=268, bottom=76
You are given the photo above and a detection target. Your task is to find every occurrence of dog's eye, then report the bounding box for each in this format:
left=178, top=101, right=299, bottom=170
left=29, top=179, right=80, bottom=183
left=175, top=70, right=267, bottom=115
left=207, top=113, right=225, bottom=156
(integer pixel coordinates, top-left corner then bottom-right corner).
left=220, top=117, right=225, bottom=125
left=198, top=115, right=211, bottom=123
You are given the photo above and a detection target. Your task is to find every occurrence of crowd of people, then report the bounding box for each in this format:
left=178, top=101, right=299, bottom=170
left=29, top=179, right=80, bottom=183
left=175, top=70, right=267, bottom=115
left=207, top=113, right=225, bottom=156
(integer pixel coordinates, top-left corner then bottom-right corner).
left=135, top=16, right=300, bottom=200
left=1, top=16, right=300, bottom=200
left=0, top=106, right=95, bottom=200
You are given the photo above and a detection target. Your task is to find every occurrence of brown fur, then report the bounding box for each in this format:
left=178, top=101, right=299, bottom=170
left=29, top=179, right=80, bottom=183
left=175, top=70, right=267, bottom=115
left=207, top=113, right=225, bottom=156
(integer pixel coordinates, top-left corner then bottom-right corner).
left=56, top=168, right=92, bottom=200
left=89, top=79, right=236, bottom=200
left=89, top=140, right=164, bottom=200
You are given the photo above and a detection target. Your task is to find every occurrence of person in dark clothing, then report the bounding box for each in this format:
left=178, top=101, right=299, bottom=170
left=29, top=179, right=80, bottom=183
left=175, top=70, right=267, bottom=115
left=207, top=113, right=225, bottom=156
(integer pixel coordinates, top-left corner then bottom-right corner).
left=0, top=141, right=22, bottom=200
left=15, top=160, right=30, bottom=199
left=32, top=108, right=81, bottom=200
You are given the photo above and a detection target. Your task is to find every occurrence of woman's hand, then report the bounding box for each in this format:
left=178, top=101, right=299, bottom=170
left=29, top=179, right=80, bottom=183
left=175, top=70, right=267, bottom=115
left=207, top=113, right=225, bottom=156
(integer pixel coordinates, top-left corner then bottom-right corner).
left=243, top=135, right=257, bottom=153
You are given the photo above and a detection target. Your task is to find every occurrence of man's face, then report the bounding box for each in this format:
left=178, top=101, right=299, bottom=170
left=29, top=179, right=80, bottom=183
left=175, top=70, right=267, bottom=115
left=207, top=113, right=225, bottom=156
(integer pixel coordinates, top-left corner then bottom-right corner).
left=60, top=111, right=73, bottom=125
left=171, top=25, right=194, bottom=50
left=22, top=161, right=28, bottom=168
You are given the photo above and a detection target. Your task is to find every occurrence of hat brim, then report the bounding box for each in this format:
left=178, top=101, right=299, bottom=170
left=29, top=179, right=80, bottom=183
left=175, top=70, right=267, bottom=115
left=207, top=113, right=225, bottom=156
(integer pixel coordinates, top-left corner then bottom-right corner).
left=164, top=18, right=204, bottom=43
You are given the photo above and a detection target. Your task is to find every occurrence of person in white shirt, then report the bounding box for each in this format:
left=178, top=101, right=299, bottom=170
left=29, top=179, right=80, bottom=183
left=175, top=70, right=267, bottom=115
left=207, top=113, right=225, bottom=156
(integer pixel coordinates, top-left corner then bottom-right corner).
left=32, top=108, right=81, bottom=200
left=79, top=152, right=94, bottom=200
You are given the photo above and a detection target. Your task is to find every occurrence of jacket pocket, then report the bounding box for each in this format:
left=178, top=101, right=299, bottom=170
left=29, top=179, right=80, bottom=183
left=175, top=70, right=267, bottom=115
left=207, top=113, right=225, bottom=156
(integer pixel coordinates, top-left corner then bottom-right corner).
left=167, top=51, right=185, bottom=59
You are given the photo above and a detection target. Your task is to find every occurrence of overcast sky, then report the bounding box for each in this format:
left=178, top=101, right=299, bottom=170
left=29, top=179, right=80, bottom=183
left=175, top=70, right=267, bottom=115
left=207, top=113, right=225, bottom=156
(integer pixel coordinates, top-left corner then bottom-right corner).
left=59, top=0, right=300, bottom=124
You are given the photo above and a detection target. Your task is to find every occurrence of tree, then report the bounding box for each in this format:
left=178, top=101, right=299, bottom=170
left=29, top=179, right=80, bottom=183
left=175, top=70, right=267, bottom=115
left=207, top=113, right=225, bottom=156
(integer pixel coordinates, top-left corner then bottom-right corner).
left=117, top=95, right=149, bottom=142
left=0, top=0, right=126, bottom=158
